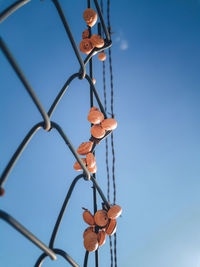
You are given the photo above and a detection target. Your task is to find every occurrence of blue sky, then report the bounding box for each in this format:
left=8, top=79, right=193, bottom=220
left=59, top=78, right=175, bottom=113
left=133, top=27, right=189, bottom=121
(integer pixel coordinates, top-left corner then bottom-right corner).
left=1, top=0, right=200, bottom=266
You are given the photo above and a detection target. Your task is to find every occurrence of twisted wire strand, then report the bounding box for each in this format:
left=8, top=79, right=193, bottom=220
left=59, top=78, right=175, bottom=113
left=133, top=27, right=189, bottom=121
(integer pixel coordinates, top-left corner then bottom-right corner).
left=107, top=0, right=118, bottom=266
left=103, top=61, right=111, bottom=203
left=109, top=236, right=114, bottom=267
left=100, top=1, right=114, bottom=267
left=114, top=233, right=117, bottom=267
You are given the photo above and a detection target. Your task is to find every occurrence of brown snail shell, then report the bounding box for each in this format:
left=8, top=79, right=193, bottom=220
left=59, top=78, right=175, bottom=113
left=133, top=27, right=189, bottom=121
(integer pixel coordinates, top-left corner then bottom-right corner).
left=90, top=34, right=104, bottom=48
left=0, top=188, right=5, bottom=196
left=86, top=152, right=96, bottom=168
left=83, top=227, right=95, bottom=239
left=79, top=38, right=94, bottom=54
left=88, top=111, right=104, bottom=124
left=97, top=230, right=106, bottom=246
left=77, top=141, right=93, bottom=155
left=98, top=52, right=106, bottom=61
left=94, top=210, right=109, bottom=227
left=73, top=158, right=86, bottom=171
left=107, top=205, right=122, bottom=219
left=92, top=78, right=96, bottom=84
left=89, top=106, right=99, bottom=113
left=83, top=209, right=95, bottom=226
left=91, top=125, right=105, bottom=139
left=88, top=164, right=97, bottom=174
left=84, top=232, right=98, bottom=252
left=101, top=118, right=117, bottom=131
left=106, top=219, right=117, bottom=236
left=83, top=8, right=97, bottom=27
left=82, top=29, right=89, bottom=39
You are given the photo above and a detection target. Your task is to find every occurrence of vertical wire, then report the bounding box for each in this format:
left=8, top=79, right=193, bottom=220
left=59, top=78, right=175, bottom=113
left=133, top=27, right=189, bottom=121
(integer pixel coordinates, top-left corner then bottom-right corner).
left=101, top=1, right=114, bottom=267
left=109, top=236, right=114, bottom=267
left=114, top=233, right=117, bottom=267
left=88, top=1, right=98, bottom=266
left=107, top=0, right=117, bottom=266
left=103, top=59, right=111, bottom=204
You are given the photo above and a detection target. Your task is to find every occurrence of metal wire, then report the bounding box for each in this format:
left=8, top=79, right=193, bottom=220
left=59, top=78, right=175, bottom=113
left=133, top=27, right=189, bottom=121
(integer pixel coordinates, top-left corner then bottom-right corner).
left=0, top=0, right=31, bottom=23
left=34, top=248, right=80, bottom=267
left=0, top=0, right=115, bottom=265
left=107, top=0, right=118, bottom=266
left=0, top=38, right=51, bottom=131
left=0, top=210, right=57, bottom=261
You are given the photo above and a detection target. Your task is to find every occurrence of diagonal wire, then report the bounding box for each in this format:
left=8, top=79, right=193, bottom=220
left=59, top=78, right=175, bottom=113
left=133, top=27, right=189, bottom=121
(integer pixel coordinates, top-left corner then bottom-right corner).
left=0, top=38, right=51, bottom=131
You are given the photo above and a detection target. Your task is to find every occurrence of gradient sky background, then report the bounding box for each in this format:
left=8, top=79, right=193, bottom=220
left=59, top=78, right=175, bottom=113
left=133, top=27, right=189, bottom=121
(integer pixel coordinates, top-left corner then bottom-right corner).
left=1, top=0, right=200, bottom=266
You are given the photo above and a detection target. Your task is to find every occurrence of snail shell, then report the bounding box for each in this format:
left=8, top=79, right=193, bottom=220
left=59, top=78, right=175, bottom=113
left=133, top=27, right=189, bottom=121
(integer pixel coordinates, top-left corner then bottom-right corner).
left=88, top=164, right=97, bottom=174
left=83, top=209, right=95, bottom=226
left=83, top=227, right=95, bottom=239
left=77, top=141, right=93, bottom=155
left=0, top=188, right=5, bottom=196
left=106, top=219, right=117, bottom=236
left=98, top=52, right=106, bottom=61
left=79, top=38, right=94, bottom=54
left=90, top=34, right=104, bottom=48
left=91, top=124, right=105, bottom=139
left=86, top=152, right=96, bottom=168
left=97, top=230, right=106, bottom=246
left=101, top=118, right=117, bottom=131
left=94, top=210, right=109, bottom=227
left=92, top=78, right=96, bottom=84
left=89, top=106, right=99, bottom=113
left=88, top=111, right=104, bottom=124
left=82, top=29, right=89, bottom=39
left=107, top=205, right=122, bottom=219
left=84, top=232, right=98, bottom=252
left=83, top=8, right=97, bottom=27
left=73, top=158, right=86, bottom=171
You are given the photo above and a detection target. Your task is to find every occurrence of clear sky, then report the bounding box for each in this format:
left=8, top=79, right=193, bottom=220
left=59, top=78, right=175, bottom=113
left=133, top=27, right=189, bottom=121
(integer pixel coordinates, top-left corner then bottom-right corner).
left=1, top=0, right=200, bottom=266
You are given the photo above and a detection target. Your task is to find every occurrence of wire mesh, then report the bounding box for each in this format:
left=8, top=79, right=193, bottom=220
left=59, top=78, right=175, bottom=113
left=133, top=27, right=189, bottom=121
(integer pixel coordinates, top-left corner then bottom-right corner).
left=0, top=0, right=115, bottom=266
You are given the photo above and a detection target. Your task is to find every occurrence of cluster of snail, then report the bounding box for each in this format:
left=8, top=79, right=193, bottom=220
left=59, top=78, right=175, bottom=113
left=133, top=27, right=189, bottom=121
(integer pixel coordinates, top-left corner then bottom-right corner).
left=82, top=204, right=122, bottom=252
left=79, top=8, right=106, bottom=61
left=73, top=106, right=117, bottom=174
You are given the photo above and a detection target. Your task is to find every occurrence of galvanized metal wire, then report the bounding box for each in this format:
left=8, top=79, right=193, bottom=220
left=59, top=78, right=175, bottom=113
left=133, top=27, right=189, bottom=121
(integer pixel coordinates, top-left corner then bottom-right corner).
left=0, top=0, right=117, bottom=266
left=101, top=0, right=118, bottom=266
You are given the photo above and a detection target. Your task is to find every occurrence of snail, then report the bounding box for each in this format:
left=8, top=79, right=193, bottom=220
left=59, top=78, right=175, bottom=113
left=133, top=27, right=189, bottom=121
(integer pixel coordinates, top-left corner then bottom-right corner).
left=77, top=141, right=93, bottom=155
left=91, top=124, right=105, bottom=139
left=79, top=38, right=94, bottom=54
left=106, top=219, right=117, bottom=236
left=86, top=152, right=96, bottom=168
left=101, top=118, right=117, bottom=131
left=82, top=208, right=95, bottom=226
left=92, top=78, right=96, bottom=84
left=88, top=110, right=104, bottom=124
left=73, top=158, right=86, bottom=171
left=83, top=227, right=95, bottom=239
left=82, top=29, right=89, bottom=39
left=94, top=209, right=109, bottom=227
left=88, top=164, right=97, bottom=174
left=84, top=232, right=98, bottom=252
left=89, top=106, right=99, bottom=113
left=97, top=230, right=106, bottom=246
left=0, top=188, right=5, bottom=196
left=98, top=52, right=106, bottom=61
left=107, top=205, right=122, bottom=219
left=83, top=8, right=97, bottom=27
left=90, top=34, right=104, bottom=48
